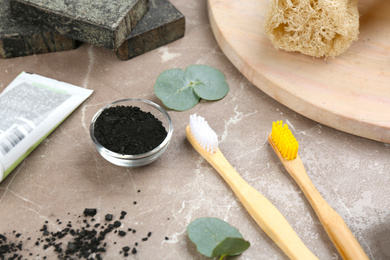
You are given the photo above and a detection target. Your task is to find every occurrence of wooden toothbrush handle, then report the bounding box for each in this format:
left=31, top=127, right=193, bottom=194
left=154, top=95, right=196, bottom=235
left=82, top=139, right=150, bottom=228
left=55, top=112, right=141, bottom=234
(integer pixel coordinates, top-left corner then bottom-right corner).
left=284, top=157, right=369, bottom=260
left=209, top=151, right=318, bottom=260
left=321, top=213, right=369, bottom=260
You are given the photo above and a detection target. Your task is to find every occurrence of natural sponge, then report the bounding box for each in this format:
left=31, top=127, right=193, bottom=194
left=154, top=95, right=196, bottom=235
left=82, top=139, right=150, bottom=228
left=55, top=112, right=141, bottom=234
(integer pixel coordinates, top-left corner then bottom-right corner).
left=264, top=0, right=360, bottom=57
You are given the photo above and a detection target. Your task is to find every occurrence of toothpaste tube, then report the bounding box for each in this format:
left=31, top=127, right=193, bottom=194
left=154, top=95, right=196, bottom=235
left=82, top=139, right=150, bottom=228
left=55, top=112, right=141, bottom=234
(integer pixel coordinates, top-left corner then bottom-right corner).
left=0, top=72, right=93, bottom=182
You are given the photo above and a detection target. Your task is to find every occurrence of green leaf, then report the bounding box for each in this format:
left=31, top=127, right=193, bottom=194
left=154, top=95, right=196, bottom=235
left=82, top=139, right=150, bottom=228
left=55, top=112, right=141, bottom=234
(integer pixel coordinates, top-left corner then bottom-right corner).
left=154, top=68, right=200, bottom=111
left=154, top=65, right=229, bottom=111
left=187, top=217, right=250, bottom=258
left=186, top=65, right=229, bottom=101
left=213, top=237, right=250, bottom=257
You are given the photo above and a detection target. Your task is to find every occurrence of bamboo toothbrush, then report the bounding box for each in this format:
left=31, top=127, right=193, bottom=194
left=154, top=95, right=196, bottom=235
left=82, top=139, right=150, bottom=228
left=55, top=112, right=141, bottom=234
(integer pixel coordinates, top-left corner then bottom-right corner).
left=268, top=121, right=369, bottom=260
left=186, top=114, right=318, bottom=260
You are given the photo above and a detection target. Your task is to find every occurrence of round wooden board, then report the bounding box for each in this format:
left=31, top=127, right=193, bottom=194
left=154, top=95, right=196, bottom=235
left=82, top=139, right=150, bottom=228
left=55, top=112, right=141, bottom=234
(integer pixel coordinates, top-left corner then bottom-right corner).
left=208, top=0, right=390, bottom=143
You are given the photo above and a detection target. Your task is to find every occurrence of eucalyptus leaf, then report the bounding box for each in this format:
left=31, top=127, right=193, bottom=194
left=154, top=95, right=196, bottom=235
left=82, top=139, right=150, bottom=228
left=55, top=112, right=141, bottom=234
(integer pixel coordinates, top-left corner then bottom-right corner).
left=212, top=237, right=250, bottom=258
left=154, top=65, right=229, bottom=111
left=187, top=217, right=250, bottom=258
left=154, top=68, right=200, bottom=111
left=185, top=65, right=229, bottom=101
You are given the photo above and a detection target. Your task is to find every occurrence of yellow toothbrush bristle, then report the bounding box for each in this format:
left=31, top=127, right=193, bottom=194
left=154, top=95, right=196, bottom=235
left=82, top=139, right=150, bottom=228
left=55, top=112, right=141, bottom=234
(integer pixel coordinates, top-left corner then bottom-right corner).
left=271, top=121, right=299, bottom=160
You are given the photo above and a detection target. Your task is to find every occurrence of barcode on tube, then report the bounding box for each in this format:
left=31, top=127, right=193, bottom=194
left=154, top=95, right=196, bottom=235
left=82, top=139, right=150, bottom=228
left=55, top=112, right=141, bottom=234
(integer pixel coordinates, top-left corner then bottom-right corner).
left=0, top=126, right=26, bottom=155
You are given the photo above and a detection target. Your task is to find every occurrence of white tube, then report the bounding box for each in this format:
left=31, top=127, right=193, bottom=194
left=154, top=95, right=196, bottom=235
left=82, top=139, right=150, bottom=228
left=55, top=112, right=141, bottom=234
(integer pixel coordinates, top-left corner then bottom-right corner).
left=0, top=72, right=93, bottom=182
left=0, top=161, right=3, bottom=181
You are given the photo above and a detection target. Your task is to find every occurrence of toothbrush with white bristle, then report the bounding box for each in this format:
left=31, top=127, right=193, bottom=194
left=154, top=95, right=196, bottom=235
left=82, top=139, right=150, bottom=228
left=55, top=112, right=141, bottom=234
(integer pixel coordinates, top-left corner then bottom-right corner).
left=186, top=114, right=318, bottom=260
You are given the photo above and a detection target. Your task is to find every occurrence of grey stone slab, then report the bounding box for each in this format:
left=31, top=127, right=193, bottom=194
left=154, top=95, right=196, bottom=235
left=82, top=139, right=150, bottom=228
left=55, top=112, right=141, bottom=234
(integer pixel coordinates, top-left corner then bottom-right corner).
left=10, top=0, right=149, bottom=50
left=0, top=0, right=78, bottom=59
left=116, top=0, right=185, bottom=61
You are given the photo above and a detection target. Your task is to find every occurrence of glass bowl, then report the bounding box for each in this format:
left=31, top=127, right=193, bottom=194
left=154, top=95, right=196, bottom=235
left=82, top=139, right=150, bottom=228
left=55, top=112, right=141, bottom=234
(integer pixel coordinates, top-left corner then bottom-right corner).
left=90, top=98, right=173, bottom=167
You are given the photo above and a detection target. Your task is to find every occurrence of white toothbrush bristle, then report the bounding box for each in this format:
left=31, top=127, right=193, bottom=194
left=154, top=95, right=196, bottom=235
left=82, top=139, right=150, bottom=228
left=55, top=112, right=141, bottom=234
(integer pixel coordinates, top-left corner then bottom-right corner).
left=189, top=114, right=218, bottom=153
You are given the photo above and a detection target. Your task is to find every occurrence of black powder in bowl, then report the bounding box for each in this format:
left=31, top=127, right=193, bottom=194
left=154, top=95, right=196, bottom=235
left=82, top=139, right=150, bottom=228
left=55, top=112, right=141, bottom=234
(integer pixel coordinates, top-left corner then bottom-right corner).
left=93, top=106, right=168, bottom=155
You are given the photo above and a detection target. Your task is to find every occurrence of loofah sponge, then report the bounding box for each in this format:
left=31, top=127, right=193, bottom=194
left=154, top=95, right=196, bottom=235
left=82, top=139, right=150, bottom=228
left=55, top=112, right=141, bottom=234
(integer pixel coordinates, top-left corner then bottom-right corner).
left=264, top=0, right=360, bottom=58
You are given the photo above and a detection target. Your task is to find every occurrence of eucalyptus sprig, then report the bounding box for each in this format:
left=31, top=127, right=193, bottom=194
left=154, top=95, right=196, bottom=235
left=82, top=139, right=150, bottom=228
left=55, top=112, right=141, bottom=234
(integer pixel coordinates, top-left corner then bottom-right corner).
left=187, top=217, right=250, bottom=260
left=154, top=65, right=229, bottom=111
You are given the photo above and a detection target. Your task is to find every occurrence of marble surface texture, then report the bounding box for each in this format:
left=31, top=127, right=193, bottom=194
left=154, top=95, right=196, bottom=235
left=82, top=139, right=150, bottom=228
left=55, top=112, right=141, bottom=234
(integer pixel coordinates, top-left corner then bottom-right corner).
left=0, top=1, right=389, bottom=259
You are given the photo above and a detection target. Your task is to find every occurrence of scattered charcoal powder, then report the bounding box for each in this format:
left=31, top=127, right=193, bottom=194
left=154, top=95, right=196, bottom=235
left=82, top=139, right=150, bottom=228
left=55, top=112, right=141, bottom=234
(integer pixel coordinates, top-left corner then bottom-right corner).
left=94, top=105, right=168, bottom=155
left=0, top=208, right=154, bottom=259
left=105, top=214, right=113, bottom=221
left=0, top=232, right=24, bottom=259
left=83, top=208, right=97, bottom=217
left=119, top=211, right=127, bottom=220
left=114, top=221, right=121, bottom=228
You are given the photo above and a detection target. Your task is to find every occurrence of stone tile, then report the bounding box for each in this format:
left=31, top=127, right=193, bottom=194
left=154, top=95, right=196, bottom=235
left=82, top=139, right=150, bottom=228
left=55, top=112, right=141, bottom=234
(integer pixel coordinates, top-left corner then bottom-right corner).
left=0, top=0, right=78, bottom=58
left=116, top=0, right=185, bottom=61
left=10, top=0, right=149, bottom=50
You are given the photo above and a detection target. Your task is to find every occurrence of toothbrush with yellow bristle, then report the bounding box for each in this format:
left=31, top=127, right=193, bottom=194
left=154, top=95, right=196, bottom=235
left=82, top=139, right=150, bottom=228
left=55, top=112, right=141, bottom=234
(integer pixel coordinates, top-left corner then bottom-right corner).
left=186, top=114, right=318, bottom=260
left=268, top=121, right=369, bottom=260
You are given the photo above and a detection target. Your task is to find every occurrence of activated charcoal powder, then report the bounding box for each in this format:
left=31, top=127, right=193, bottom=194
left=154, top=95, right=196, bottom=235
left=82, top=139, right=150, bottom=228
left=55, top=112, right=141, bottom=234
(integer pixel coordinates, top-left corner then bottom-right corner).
left=94, top=106, right=167, bottom=155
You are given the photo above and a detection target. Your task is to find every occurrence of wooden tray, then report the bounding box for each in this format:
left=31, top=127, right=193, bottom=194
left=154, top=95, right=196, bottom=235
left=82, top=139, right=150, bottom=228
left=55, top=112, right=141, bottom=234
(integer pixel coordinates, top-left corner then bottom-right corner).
left=208, top=0, right=390, bottom=143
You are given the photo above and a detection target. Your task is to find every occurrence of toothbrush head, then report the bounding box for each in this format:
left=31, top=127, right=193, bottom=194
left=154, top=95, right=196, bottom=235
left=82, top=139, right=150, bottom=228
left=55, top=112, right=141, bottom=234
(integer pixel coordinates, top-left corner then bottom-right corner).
left=270, top=121, right=299, bottom=160
left=189, top=114, right=218, bottom=153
